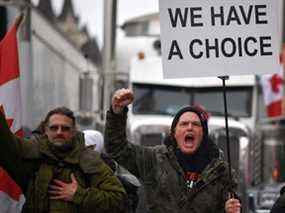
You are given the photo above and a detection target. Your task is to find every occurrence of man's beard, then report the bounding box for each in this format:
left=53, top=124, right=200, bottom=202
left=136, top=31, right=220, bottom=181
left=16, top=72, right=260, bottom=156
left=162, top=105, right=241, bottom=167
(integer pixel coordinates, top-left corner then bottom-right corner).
left=50, top=138, right=74, bottom=153
left=52, top=138, right=68, bottom=147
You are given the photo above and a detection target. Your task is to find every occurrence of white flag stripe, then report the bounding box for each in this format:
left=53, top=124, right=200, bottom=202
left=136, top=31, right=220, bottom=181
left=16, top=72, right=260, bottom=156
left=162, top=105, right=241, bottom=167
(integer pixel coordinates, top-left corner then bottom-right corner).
left=0, top=19, right=25, bottom=213
left=0, top=78, right=22, bottom=133
left=260, top=65, right=283, bottom=105
left=0, top=192, right=25, bottom=213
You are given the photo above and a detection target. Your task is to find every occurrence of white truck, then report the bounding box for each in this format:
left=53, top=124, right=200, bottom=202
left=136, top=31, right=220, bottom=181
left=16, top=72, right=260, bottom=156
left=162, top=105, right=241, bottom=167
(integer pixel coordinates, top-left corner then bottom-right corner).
left=116, top=13, right=266, bottom=133
left=247, top=117, right=285, bottom=213
left=127, top=53, right=252, bottom=164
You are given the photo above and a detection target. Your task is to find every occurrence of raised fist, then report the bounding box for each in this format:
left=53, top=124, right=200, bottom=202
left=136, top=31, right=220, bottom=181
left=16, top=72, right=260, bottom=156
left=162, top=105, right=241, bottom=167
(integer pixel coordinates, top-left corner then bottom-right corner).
left=111, top=88, right=134, bottom=114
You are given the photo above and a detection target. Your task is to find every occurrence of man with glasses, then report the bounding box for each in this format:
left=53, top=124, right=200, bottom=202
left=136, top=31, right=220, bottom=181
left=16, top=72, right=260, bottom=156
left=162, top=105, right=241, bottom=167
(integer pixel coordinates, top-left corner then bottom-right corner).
left=0, top=106, right=126, bottom=212
left=105, top=88, right=241, bottom=213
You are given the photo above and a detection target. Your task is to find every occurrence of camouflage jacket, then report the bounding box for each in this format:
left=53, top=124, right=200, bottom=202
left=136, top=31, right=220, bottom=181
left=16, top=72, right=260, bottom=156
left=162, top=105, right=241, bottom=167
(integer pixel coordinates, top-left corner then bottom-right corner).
left=105, top=109, right=237, bottom=213
left=0, top=110, right=126, bottom=213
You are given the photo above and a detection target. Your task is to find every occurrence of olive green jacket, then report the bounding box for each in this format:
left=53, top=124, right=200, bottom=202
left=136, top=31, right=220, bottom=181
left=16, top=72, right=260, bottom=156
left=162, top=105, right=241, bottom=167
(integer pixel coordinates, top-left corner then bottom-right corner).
left=105, top=109, right=237, bottom=213
left=0, top=110, right=126, bottom=213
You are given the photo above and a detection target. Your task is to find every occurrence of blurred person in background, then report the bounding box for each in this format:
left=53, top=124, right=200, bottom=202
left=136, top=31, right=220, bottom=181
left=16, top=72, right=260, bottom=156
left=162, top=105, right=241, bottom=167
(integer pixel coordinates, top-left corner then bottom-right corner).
left=83, top=129, right=104, bottom=153
left=83, top=129, right=141, bottom=213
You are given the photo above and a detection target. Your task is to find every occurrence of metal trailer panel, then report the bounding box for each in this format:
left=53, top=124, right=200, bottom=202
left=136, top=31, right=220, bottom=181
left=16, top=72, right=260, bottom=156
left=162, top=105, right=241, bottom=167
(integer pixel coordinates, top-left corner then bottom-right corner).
left=15, top=9, right=100, bottom=130
left=130, top=56, right=256, bottom=87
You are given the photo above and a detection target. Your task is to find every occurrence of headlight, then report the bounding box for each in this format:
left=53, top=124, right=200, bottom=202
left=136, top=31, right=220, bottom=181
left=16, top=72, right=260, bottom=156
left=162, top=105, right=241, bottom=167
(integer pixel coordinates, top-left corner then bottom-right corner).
left=239, top=136, right=249, bottom=150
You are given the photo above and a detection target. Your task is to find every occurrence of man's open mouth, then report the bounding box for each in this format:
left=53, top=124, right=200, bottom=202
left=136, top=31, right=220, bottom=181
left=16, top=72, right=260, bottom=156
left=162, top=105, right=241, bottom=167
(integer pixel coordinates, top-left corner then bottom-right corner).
left=184, top=134, right=195, bottom=146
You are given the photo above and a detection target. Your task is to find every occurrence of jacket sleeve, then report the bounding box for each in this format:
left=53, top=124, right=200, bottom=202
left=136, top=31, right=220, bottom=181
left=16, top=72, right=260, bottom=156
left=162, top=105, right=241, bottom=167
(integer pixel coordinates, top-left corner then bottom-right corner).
left=219, top=166, right=240, bottom=213
left=104, top=107, right=156, bottom=180
left=73, top=151, right=126, bottom=212
left=0, top=109, right=30, bottom=189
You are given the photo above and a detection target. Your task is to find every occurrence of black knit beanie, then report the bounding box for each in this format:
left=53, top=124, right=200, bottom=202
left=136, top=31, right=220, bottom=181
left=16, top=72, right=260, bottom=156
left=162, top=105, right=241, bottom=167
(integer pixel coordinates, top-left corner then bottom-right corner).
left=170, top=105, right=209, bottom=140
left=169, top=106, right=216, bottom=173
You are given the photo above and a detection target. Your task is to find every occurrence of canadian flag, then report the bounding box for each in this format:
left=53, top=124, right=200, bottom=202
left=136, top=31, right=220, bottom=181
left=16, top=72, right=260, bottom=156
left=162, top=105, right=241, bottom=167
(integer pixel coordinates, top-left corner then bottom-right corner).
left=0, top=16, right=25, bottom=212
left=261, top=64, right=284, bottom=117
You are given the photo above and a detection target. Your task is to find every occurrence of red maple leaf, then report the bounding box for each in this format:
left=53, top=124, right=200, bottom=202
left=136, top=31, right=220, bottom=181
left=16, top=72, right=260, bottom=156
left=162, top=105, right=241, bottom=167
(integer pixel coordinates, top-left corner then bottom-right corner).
left=0, top=105, right=14, bottom=129
left=270, top=74, right=283, bottom=94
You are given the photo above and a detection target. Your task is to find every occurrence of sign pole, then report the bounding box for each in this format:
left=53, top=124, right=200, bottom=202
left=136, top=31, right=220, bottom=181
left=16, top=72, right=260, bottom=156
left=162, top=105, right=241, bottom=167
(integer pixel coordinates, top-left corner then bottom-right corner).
left=218, top=76, right=232, bottom=182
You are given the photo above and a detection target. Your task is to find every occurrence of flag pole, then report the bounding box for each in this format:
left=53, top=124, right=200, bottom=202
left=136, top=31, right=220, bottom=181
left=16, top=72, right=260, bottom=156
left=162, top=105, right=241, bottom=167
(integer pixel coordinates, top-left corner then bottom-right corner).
left=218, top=76, right=232, bottom=183
left=14, top=12, right=25, bottom=30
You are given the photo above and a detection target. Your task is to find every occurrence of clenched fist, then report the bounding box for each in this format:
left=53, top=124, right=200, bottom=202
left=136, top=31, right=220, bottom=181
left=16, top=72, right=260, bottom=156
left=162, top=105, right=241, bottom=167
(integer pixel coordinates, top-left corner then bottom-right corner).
left=225, top=197, right=241, bottom=213
left=112, top=88, right=134, bottom=114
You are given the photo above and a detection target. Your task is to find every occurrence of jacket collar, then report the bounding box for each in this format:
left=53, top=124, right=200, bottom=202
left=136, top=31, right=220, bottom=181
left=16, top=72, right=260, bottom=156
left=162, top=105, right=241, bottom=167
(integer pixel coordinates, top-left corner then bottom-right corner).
left=166, top=141, right=226, bottom=183
left=39, top=132, right=85, bottom=165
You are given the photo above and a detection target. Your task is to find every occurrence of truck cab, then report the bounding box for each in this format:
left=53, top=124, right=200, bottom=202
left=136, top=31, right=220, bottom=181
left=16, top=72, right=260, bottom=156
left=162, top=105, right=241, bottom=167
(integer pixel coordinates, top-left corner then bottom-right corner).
left=248, top=117, right=285, bottom=213
left=128, top=55, right=257, bottom=129
left=127, top=53, right=252, bottom=196
left=117, top=13, right=264, bottom=132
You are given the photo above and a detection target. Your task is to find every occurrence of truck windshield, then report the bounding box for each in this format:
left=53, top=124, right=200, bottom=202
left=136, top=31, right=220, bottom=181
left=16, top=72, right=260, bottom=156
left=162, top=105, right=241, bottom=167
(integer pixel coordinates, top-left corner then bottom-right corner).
left=132, top=83, right=252, bottom=117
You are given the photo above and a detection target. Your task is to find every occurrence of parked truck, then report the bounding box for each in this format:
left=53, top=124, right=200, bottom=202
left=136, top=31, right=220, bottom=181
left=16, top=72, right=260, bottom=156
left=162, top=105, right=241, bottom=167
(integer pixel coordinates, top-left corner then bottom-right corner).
left=247, top=117, right=285, bottom=213
left=116, top=12, right=267, bottom=131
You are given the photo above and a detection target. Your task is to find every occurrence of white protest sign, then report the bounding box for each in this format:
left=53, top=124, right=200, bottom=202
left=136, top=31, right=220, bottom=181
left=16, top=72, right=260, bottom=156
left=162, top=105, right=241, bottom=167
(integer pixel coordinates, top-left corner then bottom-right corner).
left=159, top=0, right=280, bottom=78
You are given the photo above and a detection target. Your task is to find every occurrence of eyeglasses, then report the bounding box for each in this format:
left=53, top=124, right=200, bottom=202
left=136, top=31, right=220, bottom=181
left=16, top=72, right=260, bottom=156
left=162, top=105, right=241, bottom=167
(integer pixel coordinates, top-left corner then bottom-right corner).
left=48, top=125, right=73, bottom=132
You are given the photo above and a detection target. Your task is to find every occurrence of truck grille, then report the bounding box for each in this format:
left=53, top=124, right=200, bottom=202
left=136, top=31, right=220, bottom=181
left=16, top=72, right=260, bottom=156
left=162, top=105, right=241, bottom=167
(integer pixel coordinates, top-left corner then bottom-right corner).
left=140, top=133, right=165, bottom=146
